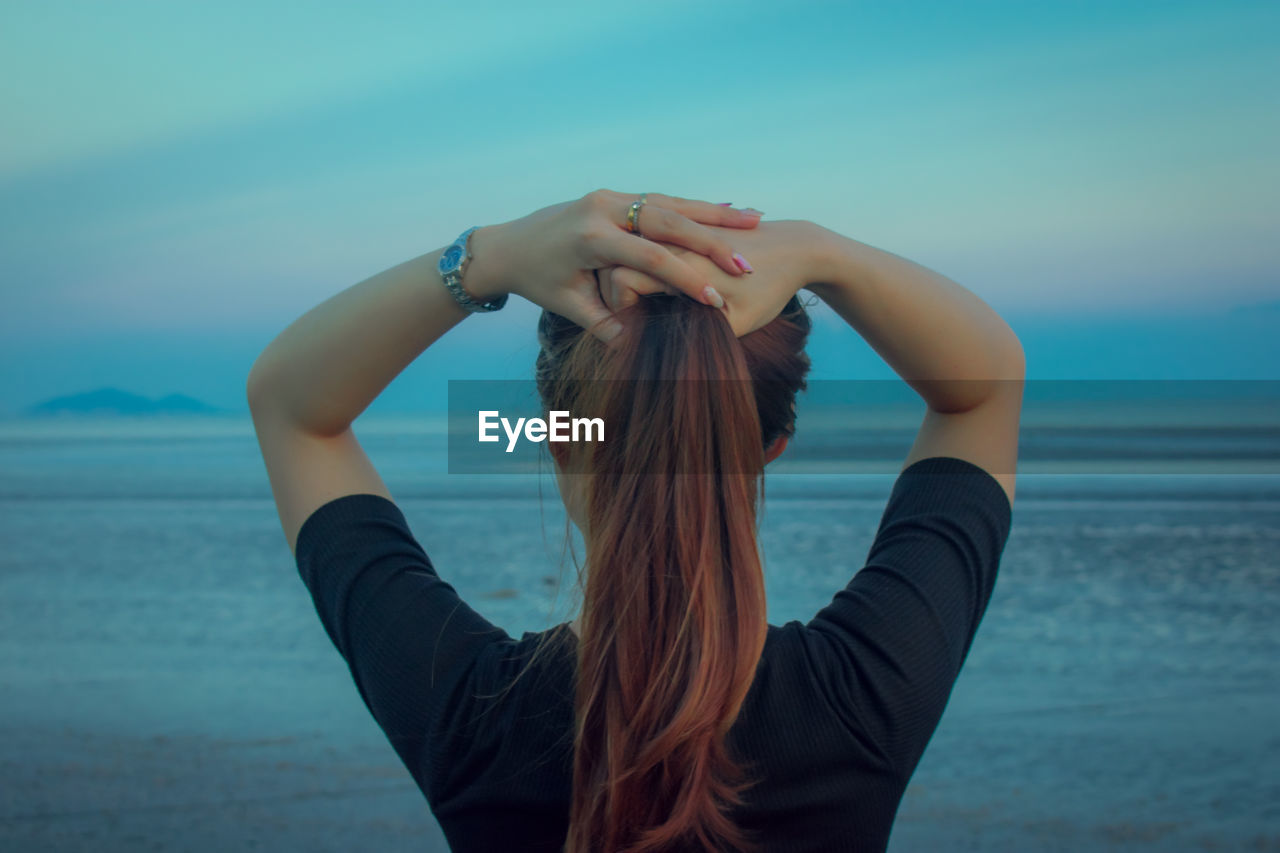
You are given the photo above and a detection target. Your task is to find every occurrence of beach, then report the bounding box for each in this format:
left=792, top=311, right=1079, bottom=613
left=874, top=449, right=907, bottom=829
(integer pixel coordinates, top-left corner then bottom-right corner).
left=1, top=413, right=1277, bottom=851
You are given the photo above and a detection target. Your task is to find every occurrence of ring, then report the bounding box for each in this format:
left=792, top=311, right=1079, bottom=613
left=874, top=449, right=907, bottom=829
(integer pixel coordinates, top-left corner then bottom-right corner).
left=626, top=192, right=648, bottom=236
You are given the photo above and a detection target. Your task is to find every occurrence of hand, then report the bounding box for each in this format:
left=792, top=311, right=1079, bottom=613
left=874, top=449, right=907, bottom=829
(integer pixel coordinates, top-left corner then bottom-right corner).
left=597, top=219, right=820, bottom=337
left=471, top=190, right=763, bottom=343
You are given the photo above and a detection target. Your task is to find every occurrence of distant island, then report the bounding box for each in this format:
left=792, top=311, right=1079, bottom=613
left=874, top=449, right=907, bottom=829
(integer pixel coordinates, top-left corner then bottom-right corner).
left=23, top=387, right=223, bottom=417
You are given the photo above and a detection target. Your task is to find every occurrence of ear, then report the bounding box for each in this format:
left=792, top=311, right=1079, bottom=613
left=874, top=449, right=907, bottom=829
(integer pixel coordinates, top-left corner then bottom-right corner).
left=764, top=435, right=789, bottom=465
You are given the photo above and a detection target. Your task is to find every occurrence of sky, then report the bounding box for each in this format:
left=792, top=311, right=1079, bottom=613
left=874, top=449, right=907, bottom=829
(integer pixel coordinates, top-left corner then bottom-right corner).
left=0, top=0, right=1276, bottom=415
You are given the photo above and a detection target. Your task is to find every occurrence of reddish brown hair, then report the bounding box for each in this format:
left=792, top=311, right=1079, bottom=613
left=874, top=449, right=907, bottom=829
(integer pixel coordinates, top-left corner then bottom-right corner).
left=535, top=293, right=811, bottom=852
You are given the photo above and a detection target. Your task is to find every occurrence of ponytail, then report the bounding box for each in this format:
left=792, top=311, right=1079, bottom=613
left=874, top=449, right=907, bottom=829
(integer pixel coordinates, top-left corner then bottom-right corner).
left=536, top=294, right=811, bottom=852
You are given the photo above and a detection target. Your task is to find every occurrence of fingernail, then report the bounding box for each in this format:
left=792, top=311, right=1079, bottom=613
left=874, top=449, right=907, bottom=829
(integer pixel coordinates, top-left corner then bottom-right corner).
left=717, top=202, right=734, bottom=206
left=740, top=208, right=764, bottom=217
left=703, top=286, right=724, bottom=309
left=732, top=252, right=754, bottom=274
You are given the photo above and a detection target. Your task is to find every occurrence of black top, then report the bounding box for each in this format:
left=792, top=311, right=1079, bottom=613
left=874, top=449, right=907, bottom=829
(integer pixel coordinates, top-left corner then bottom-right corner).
left=295, top=456, right=1012, bottom=853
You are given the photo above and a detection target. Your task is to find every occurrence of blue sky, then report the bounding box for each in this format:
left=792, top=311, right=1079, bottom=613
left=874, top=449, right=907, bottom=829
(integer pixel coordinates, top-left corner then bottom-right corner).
left=1, top=0, right=1276, bottom=414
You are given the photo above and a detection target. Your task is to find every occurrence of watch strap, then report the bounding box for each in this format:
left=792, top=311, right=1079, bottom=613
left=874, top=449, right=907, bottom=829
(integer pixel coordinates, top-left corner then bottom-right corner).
left=439, top=226, right=508, bottom=313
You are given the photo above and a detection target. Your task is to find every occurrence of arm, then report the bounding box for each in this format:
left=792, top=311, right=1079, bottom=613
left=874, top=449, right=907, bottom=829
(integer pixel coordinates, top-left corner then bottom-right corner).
left=246, top=235, right=484, bottom=554
left=247, top=239, right=478, bottom=435
left=804, top=224, right=1025, bottom=506
left=797, top=228, right=1019, bottom=779
left=247, top=191, right=762, bottom=552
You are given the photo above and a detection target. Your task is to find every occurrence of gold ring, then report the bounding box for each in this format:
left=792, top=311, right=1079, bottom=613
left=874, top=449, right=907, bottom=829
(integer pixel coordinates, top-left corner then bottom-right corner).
left=626, top=193, right=648, bottom=235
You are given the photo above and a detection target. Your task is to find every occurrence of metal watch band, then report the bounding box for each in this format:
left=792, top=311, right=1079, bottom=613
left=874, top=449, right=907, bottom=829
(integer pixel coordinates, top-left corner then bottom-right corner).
left=438, top=226, right=508, bottom=313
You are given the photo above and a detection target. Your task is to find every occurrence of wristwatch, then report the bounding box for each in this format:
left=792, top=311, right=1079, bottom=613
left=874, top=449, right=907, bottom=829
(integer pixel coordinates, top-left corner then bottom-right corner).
left=438, top=226, right=508, bottom=313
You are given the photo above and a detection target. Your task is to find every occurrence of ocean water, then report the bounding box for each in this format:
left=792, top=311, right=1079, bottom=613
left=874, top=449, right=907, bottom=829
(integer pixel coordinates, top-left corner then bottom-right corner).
left=0, top=414, right=1277, bottom=852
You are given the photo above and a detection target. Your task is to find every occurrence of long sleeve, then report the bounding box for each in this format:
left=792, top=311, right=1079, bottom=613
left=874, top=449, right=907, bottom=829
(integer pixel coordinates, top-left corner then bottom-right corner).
left=293, top=493, right=511, bottom=800
left=803, top=456, right=1013, bottom=781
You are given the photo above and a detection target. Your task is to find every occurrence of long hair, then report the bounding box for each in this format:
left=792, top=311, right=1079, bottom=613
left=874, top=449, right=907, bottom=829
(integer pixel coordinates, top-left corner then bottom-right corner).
left=535, top=291, right=812, bottom=852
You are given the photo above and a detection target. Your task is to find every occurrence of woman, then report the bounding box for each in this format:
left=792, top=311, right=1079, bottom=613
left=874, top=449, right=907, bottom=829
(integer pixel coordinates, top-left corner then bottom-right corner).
left=247, top=189, right=1024, bottom=852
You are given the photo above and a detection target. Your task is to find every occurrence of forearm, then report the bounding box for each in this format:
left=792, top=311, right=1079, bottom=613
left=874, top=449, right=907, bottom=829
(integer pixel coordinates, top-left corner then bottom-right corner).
left=246, top=225, right=508, bottom=435
left=803, top=223, right=1024, bottom=413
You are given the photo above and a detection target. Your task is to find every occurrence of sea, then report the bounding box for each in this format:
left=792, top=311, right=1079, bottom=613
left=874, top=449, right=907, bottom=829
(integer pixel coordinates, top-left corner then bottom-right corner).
left=1, top=392, right=1277, bottom=851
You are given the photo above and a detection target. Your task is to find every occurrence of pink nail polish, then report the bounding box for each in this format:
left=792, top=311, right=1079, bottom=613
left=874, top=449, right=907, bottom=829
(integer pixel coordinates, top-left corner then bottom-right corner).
left=717, top=202, right=733, bottom=206
left=732, top=252, right=754, bottom=274
left=703, top=286, right=724, bottom=308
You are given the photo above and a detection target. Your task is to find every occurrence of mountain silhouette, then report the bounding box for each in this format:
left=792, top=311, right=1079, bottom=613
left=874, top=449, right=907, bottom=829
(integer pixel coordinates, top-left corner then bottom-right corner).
left=23, top=387, right=221, bottom=416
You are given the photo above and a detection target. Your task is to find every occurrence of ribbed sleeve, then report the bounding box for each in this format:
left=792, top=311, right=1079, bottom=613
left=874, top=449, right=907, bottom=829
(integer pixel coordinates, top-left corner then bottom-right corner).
left=294, top=493, right=511, bottom=802
left=804, top=456, right=1013, bottom=782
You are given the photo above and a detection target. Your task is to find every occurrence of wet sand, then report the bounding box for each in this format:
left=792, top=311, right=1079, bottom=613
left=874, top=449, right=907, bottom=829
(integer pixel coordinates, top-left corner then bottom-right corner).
left=2, top=416, right=1277, bottom=851
left=4, top=675, right=1276, bottom=851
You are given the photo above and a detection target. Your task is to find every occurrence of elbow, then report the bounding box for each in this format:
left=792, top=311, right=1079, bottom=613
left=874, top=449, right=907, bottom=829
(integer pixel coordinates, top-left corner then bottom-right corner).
left=983, top=327, right=1025, bottom=406
left=927, top=328, right=1024, bottom=415
left=245, top=372, right=263, bottom=413
left=984, top=308, right=1025, bottom=383
left=999, top=330, right=1026, bottom=384
left=245, top=353, right=277, bottom=413
left=919, top=314, right=1024, bottom=415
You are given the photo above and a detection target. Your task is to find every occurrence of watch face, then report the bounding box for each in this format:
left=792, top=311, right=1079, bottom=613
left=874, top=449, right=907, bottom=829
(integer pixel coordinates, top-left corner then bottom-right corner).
left=440, top=245, right=463, bottom=272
